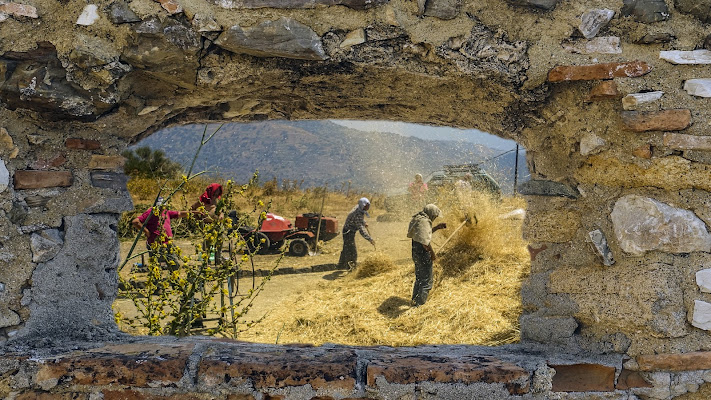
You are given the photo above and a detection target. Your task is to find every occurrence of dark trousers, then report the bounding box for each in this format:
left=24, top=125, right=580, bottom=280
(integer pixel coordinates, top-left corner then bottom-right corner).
left=338, top=231, right=357, bottom=268
left=411, top=241, right=433, bottom=306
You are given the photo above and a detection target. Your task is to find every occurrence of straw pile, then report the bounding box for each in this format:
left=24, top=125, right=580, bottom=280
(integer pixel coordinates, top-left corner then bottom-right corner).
left=240, top=193, right=530, bottom=347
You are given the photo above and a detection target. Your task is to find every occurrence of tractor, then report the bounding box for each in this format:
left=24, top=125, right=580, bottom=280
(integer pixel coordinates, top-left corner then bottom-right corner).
left=233, top=211, right=339, bottom=257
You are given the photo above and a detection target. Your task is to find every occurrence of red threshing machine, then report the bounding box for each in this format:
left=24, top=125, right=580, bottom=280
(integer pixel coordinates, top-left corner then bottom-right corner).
left=239, top=212, right=339, bottom=256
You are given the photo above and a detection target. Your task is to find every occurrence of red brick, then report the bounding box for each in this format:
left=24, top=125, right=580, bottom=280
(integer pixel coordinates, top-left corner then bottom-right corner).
left=31, top=154, right=67, bottom=170
left=198, top=345, right=357, bottom=391
left=548, top=61, right=651, bottom=82
left=550, top=364, right=615, bottom=392
left=16, top=392, right=89, bottom=400
left=35, top=343, right=194, bottom=387
left=14, top=170, right=72, bottom=189
left=616, top=369, right=652, bottom=390
left=65, top=138, right=101, bottom=150
left=637, top=351, right=711, bottom=371
left=0, top=2, right=38, bottom=18
left=104, top=390, right=209, bottom=400
left=227, top=395, right=257, bottom=400
left=88, top=155, right=126, bottom=170
left=367, top=354, right=529, bottom=395
left=632, top=144, right=652, bottom=159
left=621, top=109, right=691, bottom=132
left=663, top=133, right=711, bottom=151
left=588, top=81, right=620, bottom=101
left=527, top=244, right=547, bottom=261
left=262, top=395, right=285, bottom=400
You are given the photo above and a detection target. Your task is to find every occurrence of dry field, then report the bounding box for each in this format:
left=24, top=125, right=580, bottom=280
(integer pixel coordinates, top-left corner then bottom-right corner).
left=116, top=184, right=529, bottom=346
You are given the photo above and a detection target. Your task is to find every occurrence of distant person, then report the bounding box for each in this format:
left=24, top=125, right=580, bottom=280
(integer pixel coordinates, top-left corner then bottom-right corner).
left=407, top=204, right=447, bottom=306
left=338, top=197, right=376, bottom=269
left=132, top=198, right=190, bottom=268
left=408, top=173, right=429, bottom=205
left=455, top=173, right=473, bottom=192
left=191, top=183, right=223, bottom=222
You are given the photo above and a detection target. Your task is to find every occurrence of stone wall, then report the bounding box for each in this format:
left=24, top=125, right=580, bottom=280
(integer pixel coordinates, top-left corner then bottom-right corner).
left=2, top=0, right=711, bottom=397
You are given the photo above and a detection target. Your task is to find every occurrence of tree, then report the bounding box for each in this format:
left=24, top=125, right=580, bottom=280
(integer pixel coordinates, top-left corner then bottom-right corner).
left=122, top=146, right=182, bottom=179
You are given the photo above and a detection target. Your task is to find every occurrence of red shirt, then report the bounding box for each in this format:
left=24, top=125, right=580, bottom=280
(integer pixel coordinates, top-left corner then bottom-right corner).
left=137, top=208, right=180, bottom=244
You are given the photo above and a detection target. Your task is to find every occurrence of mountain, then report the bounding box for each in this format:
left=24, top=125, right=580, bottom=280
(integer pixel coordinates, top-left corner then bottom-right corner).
left=134, top=120, right=528, bottom=194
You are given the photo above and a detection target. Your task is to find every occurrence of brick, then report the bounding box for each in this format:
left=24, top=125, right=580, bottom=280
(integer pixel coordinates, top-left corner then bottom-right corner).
left=104, top=390, right=209, bottom=400
left=227, top=395, right=257, bottom=400
left=366, top=354, right=530, bottom=395
left=637, top=351, right=711, bottom=371
left=527, top=244, right=547, bottom=261
left=588, top=80, right=620, bottom=101
left=88, top=155, right=126, bottom=170
left=632, top=144, right=652, bottom=159
left=65, top=138, right=101, bottom=150
left=616, top=369, right=652, bottom=389
left=550, top=363, right=615, bottom=392
left=198, top=345, right=357, bottom=391
left=0, top=2, right=38, bottom=18
left=16, top=391, right=89, bottom=399
left=663, top=133, right=711, bottom=151
left=90, top=171, right=128, bottom=190
left=547, top=61, right=651, bottom=82
left=14, top=171, right=73, bottom=189
left=35, top=343, right=194, bottom=387
left=31, top=154, right=67, bottom=170
left=621, top=109, right=691, bottom=132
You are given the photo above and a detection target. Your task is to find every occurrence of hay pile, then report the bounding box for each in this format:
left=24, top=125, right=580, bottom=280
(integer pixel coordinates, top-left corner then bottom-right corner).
left=239, top=193, right=530, bottom=347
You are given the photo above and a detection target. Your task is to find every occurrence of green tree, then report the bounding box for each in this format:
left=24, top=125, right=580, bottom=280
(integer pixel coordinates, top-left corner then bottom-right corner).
left=122, top=146, right=182, bottom=179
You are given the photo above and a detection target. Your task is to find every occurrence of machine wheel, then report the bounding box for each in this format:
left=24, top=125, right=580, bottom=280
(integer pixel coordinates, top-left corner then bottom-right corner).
left=247, top=232, right=271, bottom=255
left=289, top=238, right=310, bottom=257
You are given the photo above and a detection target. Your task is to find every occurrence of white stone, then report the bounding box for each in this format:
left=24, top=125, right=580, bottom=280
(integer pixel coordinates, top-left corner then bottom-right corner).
left=341, top=29, right=366, bottom=49
left=684, top=79, right=711, bottom=98
left=0, top=12, right=8, bottom=22
left=0, top=158, right=8, bottom=193
left=697, top=269, right=711, bottom=293
left=76, top=4, right=99, bottom=26
left=563, top=36, right=621, bottom=54
left=192, top=14, right=221, bottom=32
left=633, top=372, right=671, bottom=400
left=30, top=229, right=64, bottom=263
left=580, top=133, right=606, bottom=155
left=660, top=50, right=711, bottom=65
left=579, top=9, right=615, bottom=39
left=692, top=300, right=711, bottom=330
left=0, top=282, right=4, bottom=293
left=611, top=195, right=711, bottom=256
left=138, top=105, right=160, bottom=115
left=622, top=91, right=664, bottom=110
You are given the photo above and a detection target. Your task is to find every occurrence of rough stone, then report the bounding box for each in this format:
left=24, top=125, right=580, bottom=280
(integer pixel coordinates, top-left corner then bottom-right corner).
left=107, top=1, right=140, bottom=24
left=579, top=9, right=615, bottom=39
left=517, top=180, right=579, bottom=198
left=635, top=32, right=673, bottom=44
left=664, top=133, right=711, bottom=151
left=692, top=300, right=711, bottom=331
left=675, top=0, right=711, bottom=23
left=507, top=0, right=559, bottom=11
left=580, top=133, right=606, bottom=155
left=0, top=2, right=38, bottom=18
left=520, top=314, right=577, bottom=344
left=192, top=14, right=221, bottom=32
left=14, top=171, right=73, bottom=189
left=30, top=229, right=64, bottom=263
left=340, top=29, right=366, bottom=49
left=87, top=155, right=126, bottom=170
left=0, top=158, right=8, bottom=193
left=549, top=364, right=615, bottom=392
left=684, top=79, right=711, bottom=98
left=621, top=109, right=691, bottom=132
left=90, top=172, right=129, bottom=190
left=547, top=61, right=651, bottom=82
left=660, top=50, right=711, bottom=65
left=423, top=0, right=461, bottom=20
left=697, top=269, right=711, bottom=293
left=621, top=0, right=669, bottom=23
left=588, top=229, right=614, bottom=266
left=0, top=309, right=20, bottom=328
left=366, top=352, right=530, bottom=395
left=24, top=195, right=50, bottom=208
left=622, top=91, right=664, bottom=110
left=523, top=210, right=580, bottom=243
left=587, top=81, right=619, bottom=101
left=31, top=154, right=67, bottom=170
left=156, top=0, right=183, bottom=14
left=65, top=138, right=101, bottom=150
left=215, top=0, right=387, bottom=10
left=617, top=369, right=652, bottom=389
left=562, top=37, right=620, bottom=55
left=611, top=194, right=711, bottom=255
left=215, top=17, right=327, bottom=61
left=632, top=144, right=652, bottom=159
left=638, top=351, right=711, bottom=371
left=76, top=5, right=99, bottom=26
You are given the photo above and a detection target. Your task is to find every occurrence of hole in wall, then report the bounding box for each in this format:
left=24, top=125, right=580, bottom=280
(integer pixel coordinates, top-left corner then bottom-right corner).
left=114, top=120, right=531, bottom=346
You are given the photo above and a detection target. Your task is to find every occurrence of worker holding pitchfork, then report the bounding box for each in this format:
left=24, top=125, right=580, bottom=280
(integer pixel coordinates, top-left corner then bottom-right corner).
left=407, top=204, right=447, bottom=306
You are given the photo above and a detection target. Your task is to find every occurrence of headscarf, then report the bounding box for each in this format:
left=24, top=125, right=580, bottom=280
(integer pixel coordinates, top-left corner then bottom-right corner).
left=422, top=204, right=441, bottom=221
left=357, top=197, right=370, bottom=216
left=199, top=183, right=223, bottom=205
left=407, top=204, right=441, bottom=246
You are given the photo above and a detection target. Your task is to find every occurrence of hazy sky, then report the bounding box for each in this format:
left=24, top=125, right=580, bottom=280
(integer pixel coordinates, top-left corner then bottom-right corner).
left=331, top=120, right=518, bottom=151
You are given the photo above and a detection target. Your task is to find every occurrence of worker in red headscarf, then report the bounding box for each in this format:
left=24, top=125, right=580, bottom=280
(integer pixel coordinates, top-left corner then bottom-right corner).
left=191, top=183, right=223, bottom=222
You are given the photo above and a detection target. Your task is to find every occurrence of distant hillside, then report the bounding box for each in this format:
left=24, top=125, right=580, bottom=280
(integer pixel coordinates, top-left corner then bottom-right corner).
left=135, top=121, right=528, bottom=194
